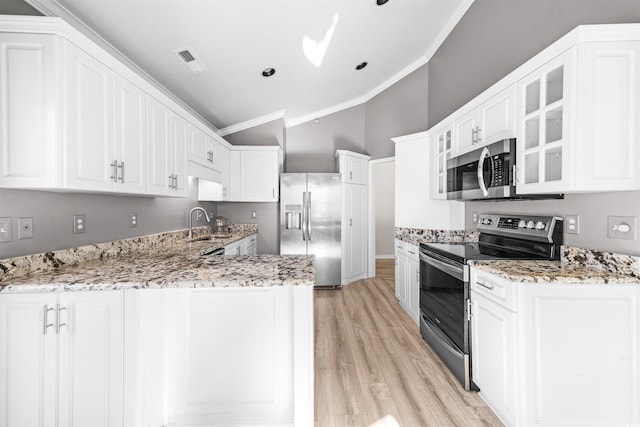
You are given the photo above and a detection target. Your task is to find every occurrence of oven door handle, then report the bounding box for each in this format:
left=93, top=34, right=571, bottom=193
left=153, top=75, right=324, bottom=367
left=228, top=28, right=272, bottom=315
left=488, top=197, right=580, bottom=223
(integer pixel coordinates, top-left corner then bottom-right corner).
left=477, top=146, right=493, bottom=198
left=419, top=252, right=464, bottom=281
left=421, top=314, right=463, bottom=357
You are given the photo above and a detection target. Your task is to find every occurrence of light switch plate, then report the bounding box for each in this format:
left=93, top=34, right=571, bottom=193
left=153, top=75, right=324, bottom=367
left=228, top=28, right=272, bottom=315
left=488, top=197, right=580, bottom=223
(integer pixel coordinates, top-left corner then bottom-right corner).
left=607, top=216, right=636, bottom=240
left=0, top=217, right=11, bottom=243
left=73, top=214, right=86, bottom=234
left=18, top=217, right=33, bottom=239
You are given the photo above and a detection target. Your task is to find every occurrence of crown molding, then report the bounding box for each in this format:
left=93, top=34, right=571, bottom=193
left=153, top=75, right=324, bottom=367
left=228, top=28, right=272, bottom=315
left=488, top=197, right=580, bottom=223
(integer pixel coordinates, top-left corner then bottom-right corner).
left=218, top=109, right=286, bottom=136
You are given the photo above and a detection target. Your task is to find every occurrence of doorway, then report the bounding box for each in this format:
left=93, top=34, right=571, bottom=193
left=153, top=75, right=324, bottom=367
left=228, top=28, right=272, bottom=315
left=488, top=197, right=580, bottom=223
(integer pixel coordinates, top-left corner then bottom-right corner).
left=368, top=157, right=395, bottom=278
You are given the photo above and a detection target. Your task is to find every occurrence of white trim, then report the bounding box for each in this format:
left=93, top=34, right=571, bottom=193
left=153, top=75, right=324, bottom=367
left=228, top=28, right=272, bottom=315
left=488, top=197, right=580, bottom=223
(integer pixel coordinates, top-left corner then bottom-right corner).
left=218, top=109, right=286, bottom=136
left=375, top=255, right=395, bottom=260
left=24, top=0, right=220, bottom=135
left=368, top=156, right=395, bottom=279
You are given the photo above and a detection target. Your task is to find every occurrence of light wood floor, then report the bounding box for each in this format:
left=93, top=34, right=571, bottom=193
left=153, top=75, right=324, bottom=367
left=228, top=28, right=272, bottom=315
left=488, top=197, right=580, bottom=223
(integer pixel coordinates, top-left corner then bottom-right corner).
left=314, top=259, right=504, bottom=427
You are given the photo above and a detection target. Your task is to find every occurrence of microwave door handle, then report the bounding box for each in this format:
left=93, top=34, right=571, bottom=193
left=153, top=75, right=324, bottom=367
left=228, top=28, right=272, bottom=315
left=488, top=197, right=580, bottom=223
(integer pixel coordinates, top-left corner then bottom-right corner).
left=477, top=147, right=491, bottom=198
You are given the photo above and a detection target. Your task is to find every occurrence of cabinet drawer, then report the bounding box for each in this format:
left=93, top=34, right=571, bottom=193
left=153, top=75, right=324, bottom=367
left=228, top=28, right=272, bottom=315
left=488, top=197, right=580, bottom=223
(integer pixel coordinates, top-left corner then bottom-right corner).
left=470, top=268, right=518, bottom=311
left=405, top=243, right=419, bottom=262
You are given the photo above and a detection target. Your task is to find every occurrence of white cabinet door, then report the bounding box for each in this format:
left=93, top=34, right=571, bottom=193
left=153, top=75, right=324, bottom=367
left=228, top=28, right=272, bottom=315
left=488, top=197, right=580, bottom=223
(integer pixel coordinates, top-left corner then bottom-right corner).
left=516, top=49, right=574, bottom=194
left=146, top=96, right=173, bottom=196
left=453, top=109, right=477, bottom=155
left=171, top=112, right=188, bottom=195
left=64, top=40, right=115, bottom=192
left=0, top=33, right=59, bottom=188
left=113, top=74, right=146, bottom=194
left=394, top=240, right=407, bottom=303
left=189, top=125, right=210, bottom=167
left=342, top=183, right=367, bottom=284
left=169, top=288, right=293, bottom=425
left=431, top=125, right=452, bottom=200
left=470, top=290, right=517, bottom=427
left=337, top=151, right=369, bottom=184
left=57, top=291, right=124, bottom=427
left=406, top=246, right=420, bottom=325
left=239, top=150, right=279, bottom=202
left=0, top=293, right=57, bottom=427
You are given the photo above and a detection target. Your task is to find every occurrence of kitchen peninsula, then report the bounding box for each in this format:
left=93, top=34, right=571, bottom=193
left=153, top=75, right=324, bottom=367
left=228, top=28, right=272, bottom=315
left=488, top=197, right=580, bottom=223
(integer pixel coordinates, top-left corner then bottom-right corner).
left=0, top=225, right=314, bottom=427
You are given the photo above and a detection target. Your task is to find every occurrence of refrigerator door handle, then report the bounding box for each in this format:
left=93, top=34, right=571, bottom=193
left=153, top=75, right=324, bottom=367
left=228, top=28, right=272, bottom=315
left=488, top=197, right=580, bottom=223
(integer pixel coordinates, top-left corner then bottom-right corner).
left=306, top=191, right=312, bottom=240
left=302, top=191, right=308, bottom=241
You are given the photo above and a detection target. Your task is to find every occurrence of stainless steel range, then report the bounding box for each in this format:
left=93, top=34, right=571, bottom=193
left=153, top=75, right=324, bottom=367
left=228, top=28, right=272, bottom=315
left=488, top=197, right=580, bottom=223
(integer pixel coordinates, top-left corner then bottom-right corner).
left=419, top=214, right=563, bottom=390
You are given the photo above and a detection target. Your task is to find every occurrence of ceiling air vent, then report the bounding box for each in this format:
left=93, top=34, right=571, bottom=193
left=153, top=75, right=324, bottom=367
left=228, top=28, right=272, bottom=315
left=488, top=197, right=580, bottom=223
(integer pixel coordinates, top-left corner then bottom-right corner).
left=174, top=47, right=206, bottom=74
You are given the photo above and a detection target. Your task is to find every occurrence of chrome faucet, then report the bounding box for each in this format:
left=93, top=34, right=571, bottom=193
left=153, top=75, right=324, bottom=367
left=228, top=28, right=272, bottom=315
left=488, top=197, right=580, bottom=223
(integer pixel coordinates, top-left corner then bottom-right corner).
left=188, top=207, right=211, bottom=239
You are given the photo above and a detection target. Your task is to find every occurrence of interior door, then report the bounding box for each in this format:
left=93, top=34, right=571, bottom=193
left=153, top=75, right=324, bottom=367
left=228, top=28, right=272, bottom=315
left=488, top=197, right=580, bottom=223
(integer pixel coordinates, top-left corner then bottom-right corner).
left=308, top=173, right=342, bottom=286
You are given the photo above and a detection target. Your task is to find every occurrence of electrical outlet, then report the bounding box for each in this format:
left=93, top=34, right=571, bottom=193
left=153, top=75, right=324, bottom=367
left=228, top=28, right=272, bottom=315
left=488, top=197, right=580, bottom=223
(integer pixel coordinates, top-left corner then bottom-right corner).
left=129, top=212, right=138, bottom=228
left=472, top=212, right=479, bottom=224
left=18, top=217, right=33, bottom=239
left=566, top=214, right=580, bottom=235
left=0, top=217, right=11, bottom=243
left=73, top=214, right=86, bottom=234
left=607, top=216, right=636, bottom=240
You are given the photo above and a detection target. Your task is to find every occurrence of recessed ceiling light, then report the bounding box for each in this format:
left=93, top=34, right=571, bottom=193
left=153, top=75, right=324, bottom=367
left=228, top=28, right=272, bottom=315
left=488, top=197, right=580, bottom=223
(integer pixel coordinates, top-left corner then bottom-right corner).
left=377, top=0, right=389, bottom=5
left=262, top=68, right=276, bottom=77
left=355, top=62, right=368, bottom=70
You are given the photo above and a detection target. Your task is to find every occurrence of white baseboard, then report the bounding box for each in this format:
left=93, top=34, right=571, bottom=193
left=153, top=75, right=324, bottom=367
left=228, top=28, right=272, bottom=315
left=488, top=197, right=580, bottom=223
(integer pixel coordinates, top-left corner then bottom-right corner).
left=375, top=255, right=394, bottom=260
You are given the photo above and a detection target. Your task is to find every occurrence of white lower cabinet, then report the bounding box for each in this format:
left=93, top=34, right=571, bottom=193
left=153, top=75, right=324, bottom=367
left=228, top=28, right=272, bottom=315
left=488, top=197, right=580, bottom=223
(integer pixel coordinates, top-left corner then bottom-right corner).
left=470, top=267, right=640, bottom=427
left=0, top=291, right=124, bottom=427
left=224, top=234, right=258, bottom=255
left=394, top=239, right=419, bottom=325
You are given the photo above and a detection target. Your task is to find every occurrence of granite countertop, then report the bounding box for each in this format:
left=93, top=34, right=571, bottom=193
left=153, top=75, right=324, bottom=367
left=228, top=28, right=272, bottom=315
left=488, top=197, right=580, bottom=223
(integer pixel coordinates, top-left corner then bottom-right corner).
left=471, top=260, right=640, bottom=285
left=0, top=227, right=315, bottom=293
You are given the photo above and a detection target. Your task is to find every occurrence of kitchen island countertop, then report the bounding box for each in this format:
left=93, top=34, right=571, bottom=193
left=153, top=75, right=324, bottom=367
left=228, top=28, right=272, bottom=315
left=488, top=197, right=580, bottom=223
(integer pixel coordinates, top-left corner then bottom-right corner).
left=0, top=228, right=315, bottom=293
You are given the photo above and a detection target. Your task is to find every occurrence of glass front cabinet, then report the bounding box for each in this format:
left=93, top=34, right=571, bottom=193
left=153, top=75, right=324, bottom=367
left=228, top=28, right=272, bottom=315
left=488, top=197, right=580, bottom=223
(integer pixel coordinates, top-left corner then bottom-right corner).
left=432, top=124, right=452, bottom=199
left=516, top=48, right=575, bottom=194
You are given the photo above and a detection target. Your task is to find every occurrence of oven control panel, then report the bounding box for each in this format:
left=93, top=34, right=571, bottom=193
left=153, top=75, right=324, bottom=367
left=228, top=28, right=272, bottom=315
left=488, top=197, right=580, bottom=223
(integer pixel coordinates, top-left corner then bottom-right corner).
left=477, top=214, right=563, bottom=243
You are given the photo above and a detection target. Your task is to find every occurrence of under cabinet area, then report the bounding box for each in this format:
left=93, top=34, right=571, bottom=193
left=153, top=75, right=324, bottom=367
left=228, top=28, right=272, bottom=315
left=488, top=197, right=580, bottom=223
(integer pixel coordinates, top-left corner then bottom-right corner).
left=0, top=291, right=124, bottom=427
left=394, top=239, right=419, bottom=325
left=469, top=267, right=640, bottom=427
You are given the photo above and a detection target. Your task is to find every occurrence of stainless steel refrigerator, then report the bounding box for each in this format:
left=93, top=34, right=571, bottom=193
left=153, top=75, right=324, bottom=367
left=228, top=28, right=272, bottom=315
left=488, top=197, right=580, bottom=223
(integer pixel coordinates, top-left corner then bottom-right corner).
left=280, top=173, right=341, bottom=287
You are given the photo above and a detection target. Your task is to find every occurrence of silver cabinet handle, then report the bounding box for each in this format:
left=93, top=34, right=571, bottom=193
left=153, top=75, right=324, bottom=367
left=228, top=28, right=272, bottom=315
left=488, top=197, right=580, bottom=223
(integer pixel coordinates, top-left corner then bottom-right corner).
left=173, top=174, right=178, bottom=190
left=43, top=304, right=55, bottom=334
left=408, top=250, right=417, bottom=255
left=349, top=218, right=352, bottom=226
left=471, top=128, right=477, bottom=144
left=475, top=281, right=494, bottom=290
left=349, top=171, right=353, bottom=180
left=117, top=161, right=125, bottom=183
left=475, top=126, right=482, bottom=144
left=56, top=304, right=66, bottom=333
left=207, top=150, right=213, bottom=162
left=168, top=174, right=174, bottom=189
left=110, top=161, right=118, bottom=182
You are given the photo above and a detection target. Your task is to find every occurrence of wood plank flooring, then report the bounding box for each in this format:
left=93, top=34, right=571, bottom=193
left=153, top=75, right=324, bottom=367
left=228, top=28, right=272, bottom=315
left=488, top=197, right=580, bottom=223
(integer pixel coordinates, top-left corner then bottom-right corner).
left=314, top=259, right=503, bottom=427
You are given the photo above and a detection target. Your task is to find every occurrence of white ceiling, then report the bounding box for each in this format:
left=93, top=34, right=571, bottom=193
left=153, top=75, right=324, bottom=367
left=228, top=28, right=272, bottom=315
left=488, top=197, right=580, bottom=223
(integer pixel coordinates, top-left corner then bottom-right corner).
left=28, top=0, right=472, bottom=133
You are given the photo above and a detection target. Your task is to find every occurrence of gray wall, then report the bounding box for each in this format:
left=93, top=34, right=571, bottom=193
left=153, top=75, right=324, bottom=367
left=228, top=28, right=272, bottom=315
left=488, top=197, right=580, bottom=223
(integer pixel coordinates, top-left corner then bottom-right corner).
left=428, top=0, right=640, bottom=127
left=365, top=64, right=429, bottom=159
left=1, top=0, right=41, bottom=15
left=0, top=180, right=216, bottom=259
left=285, top=105, right=365, bottom=173
left=216, top=202, right=279, bottom=255
left=429, top=0, right=640, bottom=256
left=224, top=119, right=285, bottom=148
left=373, top=160, right=395, bottom=257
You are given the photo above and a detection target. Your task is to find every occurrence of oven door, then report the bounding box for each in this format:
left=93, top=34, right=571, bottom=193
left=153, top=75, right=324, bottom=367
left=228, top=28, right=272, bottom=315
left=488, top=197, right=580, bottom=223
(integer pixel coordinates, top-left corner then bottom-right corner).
left=419, top=248, right=474, bottom=390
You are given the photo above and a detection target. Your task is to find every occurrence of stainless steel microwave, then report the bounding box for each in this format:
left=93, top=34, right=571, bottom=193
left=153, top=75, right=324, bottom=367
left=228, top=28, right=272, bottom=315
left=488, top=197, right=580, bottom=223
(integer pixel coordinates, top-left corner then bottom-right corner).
left=446, top=139, right=563, bottom=201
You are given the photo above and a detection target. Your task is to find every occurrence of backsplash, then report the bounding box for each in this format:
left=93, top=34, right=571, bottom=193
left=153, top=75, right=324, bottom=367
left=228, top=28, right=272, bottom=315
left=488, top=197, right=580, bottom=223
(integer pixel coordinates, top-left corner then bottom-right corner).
left=0, top=224, right=258, bottom=282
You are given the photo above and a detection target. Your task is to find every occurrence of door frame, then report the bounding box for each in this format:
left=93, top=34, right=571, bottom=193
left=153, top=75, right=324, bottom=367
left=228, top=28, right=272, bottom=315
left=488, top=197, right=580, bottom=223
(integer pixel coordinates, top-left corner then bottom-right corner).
left=367, top=156, right=395, bottom=279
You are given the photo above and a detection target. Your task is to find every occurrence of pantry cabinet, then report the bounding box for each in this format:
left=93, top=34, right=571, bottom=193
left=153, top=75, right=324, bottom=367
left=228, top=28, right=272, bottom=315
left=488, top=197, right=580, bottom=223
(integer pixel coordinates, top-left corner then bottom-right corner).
left=0, top=291, right=124, bottom=427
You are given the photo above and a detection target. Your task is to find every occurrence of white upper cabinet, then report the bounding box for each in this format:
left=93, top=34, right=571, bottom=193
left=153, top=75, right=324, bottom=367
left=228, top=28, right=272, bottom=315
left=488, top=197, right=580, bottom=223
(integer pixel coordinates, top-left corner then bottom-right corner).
left=452, top=86, right=516, bottom=156
left=516, top=38, right=640, bottom=194
left=430, top=124, right=452, bottom=200
left=336, top=150, right=369, bottom=184
left=189, top=126, right=225, bottom=171
left=64, top=41, right=147, bottom=194
left=0, top=18, right=227, bottom=197
left=229, top=147, right=280, bottom=202
left=0, top=33, right=60, bottom=188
